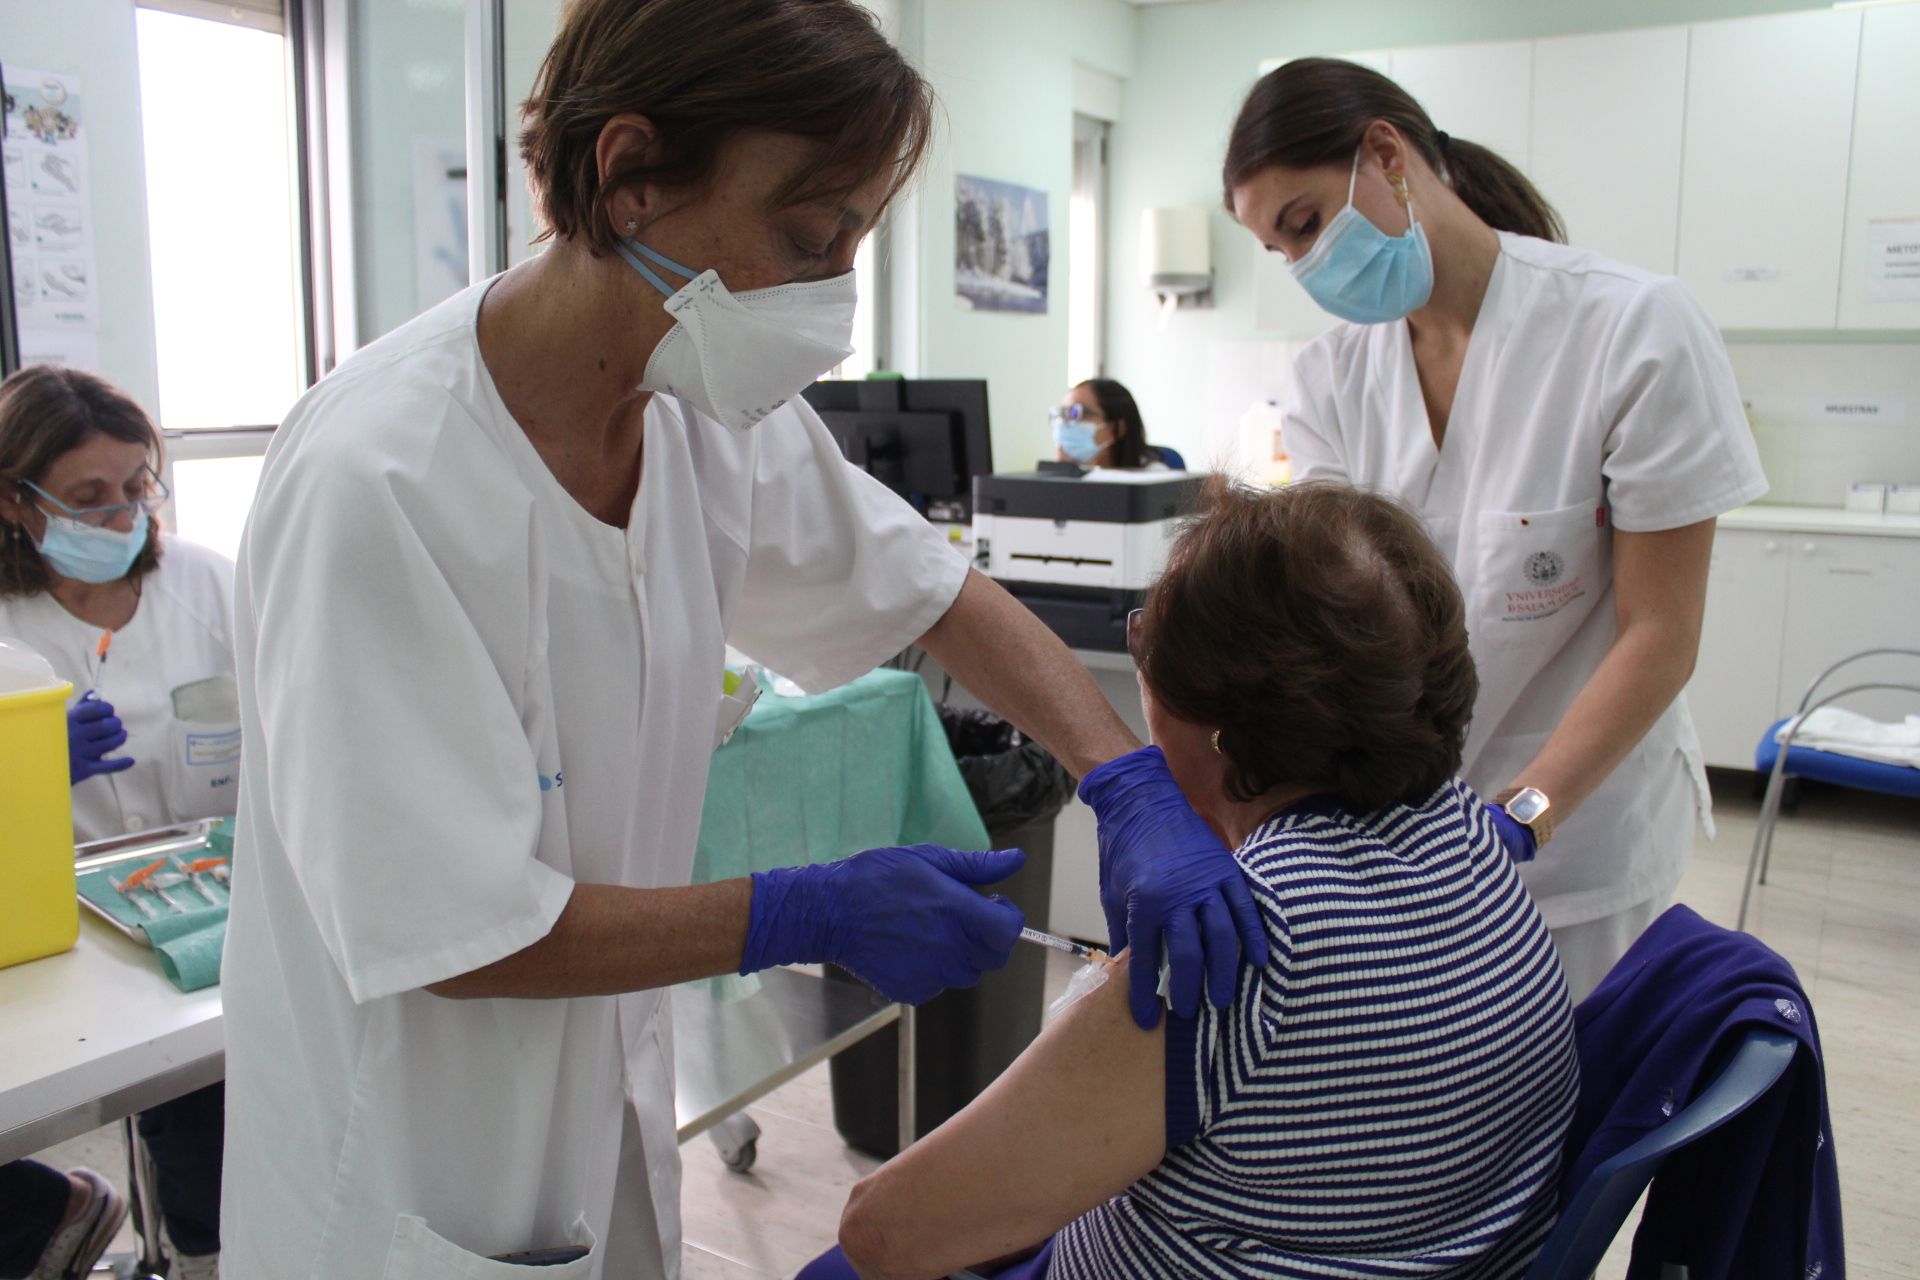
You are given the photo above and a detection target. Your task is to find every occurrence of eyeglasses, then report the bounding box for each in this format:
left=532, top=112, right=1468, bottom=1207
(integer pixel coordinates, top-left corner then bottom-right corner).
left=1126, top=607, right=1146, bottom=664
left=1048, top=404, right=1106, bottom=427
left=21, top=465, right=170, bottom=529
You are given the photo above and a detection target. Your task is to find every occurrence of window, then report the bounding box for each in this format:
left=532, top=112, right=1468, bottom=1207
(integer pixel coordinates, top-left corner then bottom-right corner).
left=136, top=7, right=300, bottom=557
left=1067, top=113, right=1108, bottom=386
left=137, top=9, right=301, bottom=428
left=825, top=232, right=882, bottom=380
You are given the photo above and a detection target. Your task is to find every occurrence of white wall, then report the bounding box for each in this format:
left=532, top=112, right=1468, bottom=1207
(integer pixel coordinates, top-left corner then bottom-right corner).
left=0, top=0, right=161, bottom=414
left=1103, top=0, right=1856, bottom=470
left=1732, top=343, right=1920, bottom=505
left=893, top=0, right=1136, bottom=471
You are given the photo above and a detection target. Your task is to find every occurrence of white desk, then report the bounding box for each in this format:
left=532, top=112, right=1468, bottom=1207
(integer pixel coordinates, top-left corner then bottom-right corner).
left=0, top=919, right=909, bottom=1167
left=0, top=917, right=223, bottom=1164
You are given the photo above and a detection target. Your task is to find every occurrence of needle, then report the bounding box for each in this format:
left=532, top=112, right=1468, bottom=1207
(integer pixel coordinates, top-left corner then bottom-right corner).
left=115, top=883, right=159, bottom=920
left=1019, top=927, right=1107, bottom=963
left=168, top=860, right=220, bottom=906
left=144, top=876, right=189, bottom=913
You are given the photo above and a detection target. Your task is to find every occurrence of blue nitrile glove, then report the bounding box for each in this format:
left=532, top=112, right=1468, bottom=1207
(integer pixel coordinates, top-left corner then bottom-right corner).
left=1079, top=746, right=1268, bottom=1030
left=739, top=844, right=1026, bottom=1005
left=68, top=694, right=136, bottom=785
left=1487, top=803, right=1538, bottom=863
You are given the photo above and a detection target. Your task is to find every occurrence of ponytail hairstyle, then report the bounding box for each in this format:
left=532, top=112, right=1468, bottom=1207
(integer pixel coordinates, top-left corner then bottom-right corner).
left=1075, top=377, right=1149, bottom=470
left=1222, top=57, right=1564, bottom=244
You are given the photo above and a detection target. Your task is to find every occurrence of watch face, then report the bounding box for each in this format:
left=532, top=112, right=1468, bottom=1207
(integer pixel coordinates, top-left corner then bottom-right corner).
left=1509, top=789, right=1549, bottom=824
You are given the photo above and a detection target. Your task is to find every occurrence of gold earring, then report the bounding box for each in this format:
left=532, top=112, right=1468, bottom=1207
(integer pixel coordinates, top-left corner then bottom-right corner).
left=1210, top=730, right=1223, bottom=755
left=1389, top=173, right=1410, bottom=207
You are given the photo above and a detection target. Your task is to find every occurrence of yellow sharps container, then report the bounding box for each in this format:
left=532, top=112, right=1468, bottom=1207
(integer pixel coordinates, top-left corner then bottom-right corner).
left=0, top=637, right=78, bottom=968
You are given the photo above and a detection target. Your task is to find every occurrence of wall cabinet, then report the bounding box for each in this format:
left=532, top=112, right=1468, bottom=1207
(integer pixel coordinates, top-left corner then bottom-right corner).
left=1530, top=26, right=1687, bottom=276
left=1838, top=2, right=1920, bottom=331
left=1688, top=526, right=1920, bottom=770
left=1253, top=9, right=1917, bottom=336
left=1390, top=40, right=1535, bottom=177
left=1677, top=9, right=1861, bottom=329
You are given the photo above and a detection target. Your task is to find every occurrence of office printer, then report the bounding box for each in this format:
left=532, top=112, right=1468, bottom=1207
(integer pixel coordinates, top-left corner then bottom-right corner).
left=972, top=470, right=1205, bottom=652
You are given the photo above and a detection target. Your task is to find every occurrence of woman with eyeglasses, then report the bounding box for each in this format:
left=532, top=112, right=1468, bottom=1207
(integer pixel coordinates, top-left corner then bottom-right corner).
left=0, top=364, right=230, bottom=1280
left=1050, top=378, right=1179, bottom=471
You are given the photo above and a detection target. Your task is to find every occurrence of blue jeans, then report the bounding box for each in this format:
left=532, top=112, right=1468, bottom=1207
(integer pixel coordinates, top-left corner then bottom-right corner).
left=0, top=1159, right=71, bottom=1278
left=135, top=1083, right=225, bottom=1257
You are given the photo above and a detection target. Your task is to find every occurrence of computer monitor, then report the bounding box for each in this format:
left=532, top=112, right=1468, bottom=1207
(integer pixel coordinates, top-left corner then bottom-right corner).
left=801, top=378, right=993, bottom=519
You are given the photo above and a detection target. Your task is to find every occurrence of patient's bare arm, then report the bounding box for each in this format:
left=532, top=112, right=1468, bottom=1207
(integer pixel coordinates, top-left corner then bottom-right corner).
left=837, top=953, right=1167, bottom=1280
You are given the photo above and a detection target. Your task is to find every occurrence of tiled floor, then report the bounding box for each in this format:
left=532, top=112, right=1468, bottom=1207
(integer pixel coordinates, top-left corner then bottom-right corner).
left=26, top=773, right=1917, bottom=1277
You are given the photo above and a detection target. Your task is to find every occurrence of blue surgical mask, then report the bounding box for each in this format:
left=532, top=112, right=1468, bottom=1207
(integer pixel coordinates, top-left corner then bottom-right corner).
left=1290, top=149, right=1434, bottom=325
left=35, top=507, right=150, bottom=584
left=1053, top=419, right=1101, bottom=464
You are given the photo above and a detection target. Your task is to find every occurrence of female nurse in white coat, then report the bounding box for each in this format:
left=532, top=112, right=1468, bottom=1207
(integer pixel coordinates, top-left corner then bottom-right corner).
left=220, top=2, right=1267, bottom=1276
left=0, top=364, right=233, bottom=1278
left=1222, top=59, right=1768, bottom=1000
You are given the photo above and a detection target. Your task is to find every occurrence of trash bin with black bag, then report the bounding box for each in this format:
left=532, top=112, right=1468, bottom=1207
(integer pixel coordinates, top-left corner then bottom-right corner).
left=827, top=706, right=1076, bottom=1158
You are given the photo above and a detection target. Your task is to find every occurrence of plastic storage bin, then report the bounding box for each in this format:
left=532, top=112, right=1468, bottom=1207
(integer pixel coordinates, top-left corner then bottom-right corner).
left=0, top=637, right=77, bottom=968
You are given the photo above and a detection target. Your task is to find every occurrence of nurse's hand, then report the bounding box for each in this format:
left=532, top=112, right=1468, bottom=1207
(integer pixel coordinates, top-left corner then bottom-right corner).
left=1079, top=746, right=1268, bottom=1030
left=1486, top=804, right=1538, bottom=863
left=738, top=844, right=1027, bottom=1005
left=68, top=695, right=136, bottom=785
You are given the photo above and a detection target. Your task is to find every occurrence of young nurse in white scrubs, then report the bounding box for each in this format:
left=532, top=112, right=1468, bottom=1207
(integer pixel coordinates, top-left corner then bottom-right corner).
left=1223, top=58, right=1768, bottom=999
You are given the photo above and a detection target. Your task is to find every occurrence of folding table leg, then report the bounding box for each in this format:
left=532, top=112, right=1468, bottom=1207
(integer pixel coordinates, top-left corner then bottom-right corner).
left=896, top=1003, right=917, bottom=1153
left=110, top=1116, right=168, bottom=1279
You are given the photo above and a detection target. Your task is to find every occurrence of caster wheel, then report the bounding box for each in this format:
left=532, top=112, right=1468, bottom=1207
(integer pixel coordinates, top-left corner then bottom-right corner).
left=722, top=1140, right=758, bottom=1173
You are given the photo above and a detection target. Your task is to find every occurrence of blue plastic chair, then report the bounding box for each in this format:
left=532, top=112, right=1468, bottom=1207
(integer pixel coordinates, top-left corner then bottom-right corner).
left=942, top=1026, right=1799, bottom=1280
left=1521, top=1024, right=1799, bottom=1279
left=1152, top=444, right=1187, bottom=471
left=1737, top=648, right=1920, bottom=930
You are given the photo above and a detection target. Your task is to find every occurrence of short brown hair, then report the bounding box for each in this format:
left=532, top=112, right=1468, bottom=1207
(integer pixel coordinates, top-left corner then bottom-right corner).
left=1137, top=479, right=1477, bottom=814
left=0, top=365, right=165, bottom=598
left=520, top=0, right=935, bottom=253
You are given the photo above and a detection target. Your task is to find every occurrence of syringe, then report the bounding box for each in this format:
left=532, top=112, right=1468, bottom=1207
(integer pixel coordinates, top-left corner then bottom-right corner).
left=1019, top=926, right=1106, bottom=963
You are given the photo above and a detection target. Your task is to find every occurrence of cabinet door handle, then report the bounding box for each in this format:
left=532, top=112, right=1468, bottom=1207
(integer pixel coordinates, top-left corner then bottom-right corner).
left=1803, top=541, right=1818, bottom=555
left=1763, top=540, right=1781, bottom=553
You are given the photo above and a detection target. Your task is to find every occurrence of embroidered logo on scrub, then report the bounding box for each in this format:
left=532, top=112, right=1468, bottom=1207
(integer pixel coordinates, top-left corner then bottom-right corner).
left=1503, top=549, right=1586, bottom=624
left=1524, top=551, right=1565, bottom=585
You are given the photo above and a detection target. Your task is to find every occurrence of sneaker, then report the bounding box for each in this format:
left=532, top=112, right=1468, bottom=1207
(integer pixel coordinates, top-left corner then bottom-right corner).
left=29, top=1168, right=128, bottom=1280
left=169, top=1252, right=220, bottom=1280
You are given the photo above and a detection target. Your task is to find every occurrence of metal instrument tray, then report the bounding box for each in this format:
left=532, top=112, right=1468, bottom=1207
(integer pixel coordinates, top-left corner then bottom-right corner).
left=73, top=821, right=219, bottom=946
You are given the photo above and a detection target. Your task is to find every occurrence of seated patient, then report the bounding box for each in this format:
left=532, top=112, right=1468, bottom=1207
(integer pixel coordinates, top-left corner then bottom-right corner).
left=806, top=480, right=1580, bottom=1280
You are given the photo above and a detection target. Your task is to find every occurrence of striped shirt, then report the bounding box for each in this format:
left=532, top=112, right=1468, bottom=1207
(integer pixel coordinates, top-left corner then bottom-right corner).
left=1051, top=781, right=1579, bottom=1280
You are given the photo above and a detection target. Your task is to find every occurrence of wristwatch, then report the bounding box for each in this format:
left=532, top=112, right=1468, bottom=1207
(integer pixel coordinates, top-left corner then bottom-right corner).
left=1495, top=786, right=1555, bottom=849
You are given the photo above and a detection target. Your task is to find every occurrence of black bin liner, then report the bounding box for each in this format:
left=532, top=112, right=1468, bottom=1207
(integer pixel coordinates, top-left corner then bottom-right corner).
left=827, top=707, right=1074, bottom=1158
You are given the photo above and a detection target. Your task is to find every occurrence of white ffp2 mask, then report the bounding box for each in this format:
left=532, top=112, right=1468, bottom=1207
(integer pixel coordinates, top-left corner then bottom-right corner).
left=618, top=238, right=856, bottom=432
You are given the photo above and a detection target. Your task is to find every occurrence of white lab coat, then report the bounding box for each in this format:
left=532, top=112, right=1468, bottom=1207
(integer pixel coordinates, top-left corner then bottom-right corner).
left=0, top=535, right=238, bottom=840
left=1282, top=233, right=1768, bottom=929
left=219, top=280, right=968, bottom=1279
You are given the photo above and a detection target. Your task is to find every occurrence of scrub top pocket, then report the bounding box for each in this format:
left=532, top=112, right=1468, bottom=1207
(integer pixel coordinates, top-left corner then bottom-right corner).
left=380, top=1214, right=599, bottom=1279
left=165, top=673, right=241, bottom=821
left=1473, top=502, right=1611, bottom=652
